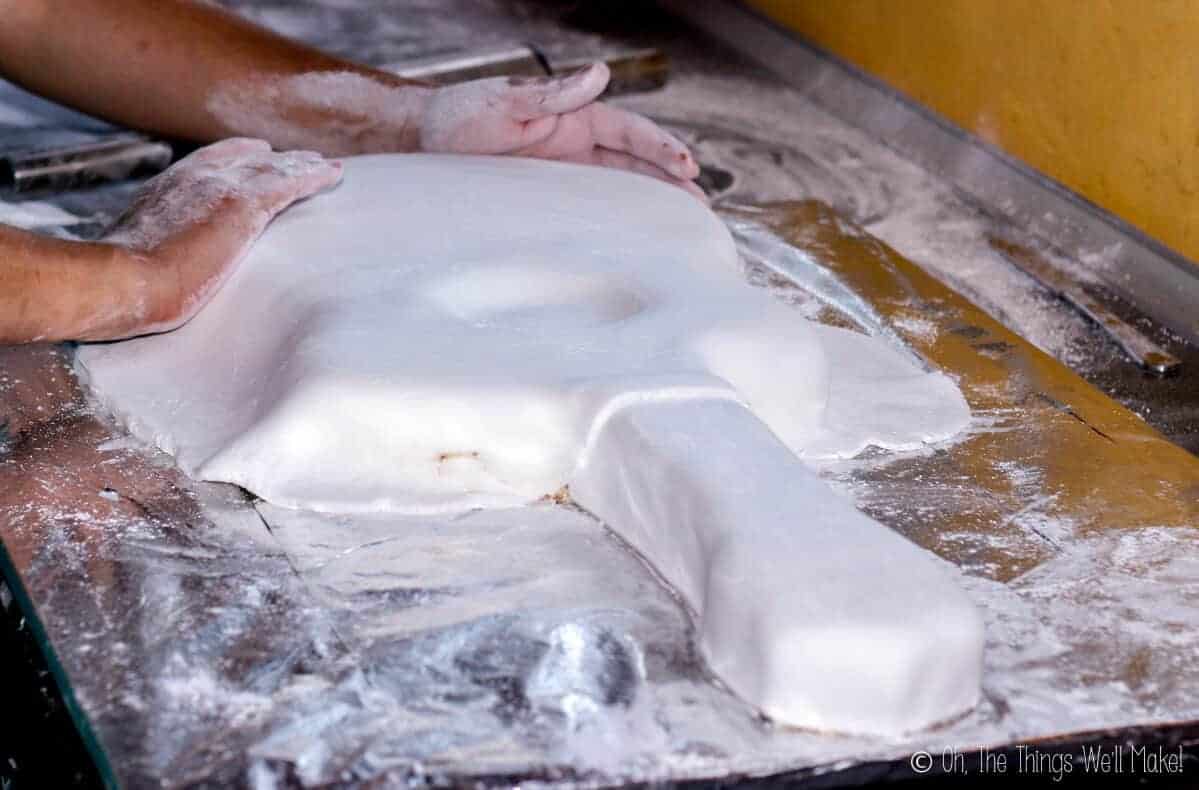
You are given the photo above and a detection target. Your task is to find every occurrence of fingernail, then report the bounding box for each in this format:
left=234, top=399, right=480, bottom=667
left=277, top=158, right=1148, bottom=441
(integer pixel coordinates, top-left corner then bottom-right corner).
left=506, top=74, right=555, bottom=87
left=565, top=63, right=597, bottom=81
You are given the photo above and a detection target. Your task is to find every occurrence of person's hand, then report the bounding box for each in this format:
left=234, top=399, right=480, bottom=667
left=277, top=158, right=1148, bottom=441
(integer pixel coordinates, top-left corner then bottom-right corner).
left=417, top=63, right=704, bottom=199
left=105, top=137, right=341, bottom=337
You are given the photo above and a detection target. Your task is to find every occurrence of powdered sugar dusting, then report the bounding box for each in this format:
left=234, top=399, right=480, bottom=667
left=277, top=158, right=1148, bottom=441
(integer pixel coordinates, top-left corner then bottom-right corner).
left=206, top=72, right=427, bottom=156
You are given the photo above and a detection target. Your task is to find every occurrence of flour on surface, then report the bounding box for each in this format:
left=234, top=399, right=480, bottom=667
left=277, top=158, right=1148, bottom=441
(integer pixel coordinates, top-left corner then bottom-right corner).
left=0, top=198, right=83, bottom=231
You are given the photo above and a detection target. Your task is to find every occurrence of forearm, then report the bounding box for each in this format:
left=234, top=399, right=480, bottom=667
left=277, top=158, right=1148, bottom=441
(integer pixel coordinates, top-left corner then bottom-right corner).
left=0, top=226, right=158, bottom=344
left=0, top=0, right=428, bottom=155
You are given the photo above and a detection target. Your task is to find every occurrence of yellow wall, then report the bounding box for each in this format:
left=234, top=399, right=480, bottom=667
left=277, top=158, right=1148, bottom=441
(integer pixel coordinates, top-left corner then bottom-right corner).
left=748, top=0, right=1199, bottom=263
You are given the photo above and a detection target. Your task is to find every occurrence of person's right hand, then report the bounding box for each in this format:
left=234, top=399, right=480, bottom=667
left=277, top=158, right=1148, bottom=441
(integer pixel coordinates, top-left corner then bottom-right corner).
left=417, top=63, right=705, bottom=200
left=105, top=137, right=342, bottom=337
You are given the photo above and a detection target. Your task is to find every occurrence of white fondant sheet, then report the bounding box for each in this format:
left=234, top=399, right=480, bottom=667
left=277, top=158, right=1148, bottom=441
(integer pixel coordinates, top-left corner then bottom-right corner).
left=79, top=154, right=982, bottom=735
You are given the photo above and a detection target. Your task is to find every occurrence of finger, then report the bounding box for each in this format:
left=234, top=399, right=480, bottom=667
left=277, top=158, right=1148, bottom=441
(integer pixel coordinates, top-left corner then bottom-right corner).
left=586, top=148, right=705, bottom=199
left=511, top=113, right=564, bottom=152
left=272, top=149, right=329, bottom=176
left=226, top=137, right=273, bottom=154
left=280, top=155, right=343, bottom=197
left=188, top=137, right=272, bottom=165
left=511, top=112, right=594, bottom=159
left=305, top=158, right=344, bottom=194
left=240, top=152, right=343, bottom=210
left=505, top=62, right=610, bottom=120
left=585, top=103, right=699, bottom=180
left=567, top=148, right=708, bottom=203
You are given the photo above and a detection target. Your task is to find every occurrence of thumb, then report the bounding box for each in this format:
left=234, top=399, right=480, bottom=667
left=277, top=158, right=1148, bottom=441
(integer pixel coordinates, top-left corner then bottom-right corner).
left=505, top=62, right=610, bottom=120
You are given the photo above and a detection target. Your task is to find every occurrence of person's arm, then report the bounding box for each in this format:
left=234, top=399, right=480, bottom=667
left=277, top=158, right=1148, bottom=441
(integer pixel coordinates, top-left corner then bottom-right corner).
left=0, top=138, right=340, bottom=343
left=0, top=0, right=700, bottom=193
left=0, top=0, right=421, bottom=152
left=0, top=226, right=150, bottom=343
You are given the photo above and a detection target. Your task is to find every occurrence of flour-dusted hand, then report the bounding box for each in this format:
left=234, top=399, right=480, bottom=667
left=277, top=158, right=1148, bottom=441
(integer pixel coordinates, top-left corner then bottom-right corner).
left=0, top=138, right=342, bottom=344
left=105, top=138, right=342, bottom=337
left=418, top=63, right=704, bottom=199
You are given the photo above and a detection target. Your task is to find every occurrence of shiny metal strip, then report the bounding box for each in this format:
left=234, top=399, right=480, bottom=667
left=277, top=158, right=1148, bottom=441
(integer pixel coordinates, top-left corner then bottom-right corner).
left=987, top=236, right=1181, bottom=375
left=386, top=45, right=549, bottom=84
left=1, top=134, right=172, bottom=195
left=387, top=45, right=669, bottom=97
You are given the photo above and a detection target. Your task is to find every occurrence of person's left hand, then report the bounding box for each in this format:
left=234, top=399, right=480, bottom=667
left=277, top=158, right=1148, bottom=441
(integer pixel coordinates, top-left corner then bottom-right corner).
left=417, top=63, right=704, bottom=199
